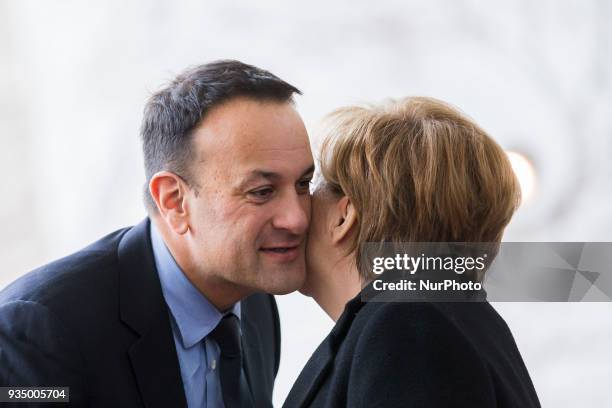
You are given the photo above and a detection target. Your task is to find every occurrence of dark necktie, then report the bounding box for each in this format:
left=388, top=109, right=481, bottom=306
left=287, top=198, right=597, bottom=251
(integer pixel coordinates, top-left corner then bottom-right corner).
left=208, top=314, right=253, bottom=408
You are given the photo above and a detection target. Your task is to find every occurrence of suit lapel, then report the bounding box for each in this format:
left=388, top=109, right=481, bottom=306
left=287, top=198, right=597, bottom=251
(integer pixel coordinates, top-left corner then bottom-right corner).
left=118, top=219, right=187, bottom=408
left=283, top=297, right=366, bottom=408
left=127, top=315, right=187, bottom=408
left=241, top=299, right=271, bottom=407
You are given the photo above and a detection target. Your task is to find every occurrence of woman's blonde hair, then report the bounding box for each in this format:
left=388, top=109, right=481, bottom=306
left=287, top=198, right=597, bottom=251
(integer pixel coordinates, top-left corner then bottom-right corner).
left=318, top=97, right=521, bottom=279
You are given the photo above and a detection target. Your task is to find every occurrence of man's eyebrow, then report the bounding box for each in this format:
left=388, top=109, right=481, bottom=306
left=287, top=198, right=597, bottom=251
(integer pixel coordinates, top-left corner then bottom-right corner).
left=238, top=164, right=315, bottom=189
left=301, top=164, right=315, bottom=178
left=241, top=170, right=281, bottom=186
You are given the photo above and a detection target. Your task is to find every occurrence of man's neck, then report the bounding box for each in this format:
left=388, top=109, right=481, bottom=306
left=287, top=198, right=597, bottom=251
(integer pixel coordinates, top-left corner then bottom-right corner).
left=187, top=274, right=251, bottom=313
left=151, top=217, right=251, bottom=312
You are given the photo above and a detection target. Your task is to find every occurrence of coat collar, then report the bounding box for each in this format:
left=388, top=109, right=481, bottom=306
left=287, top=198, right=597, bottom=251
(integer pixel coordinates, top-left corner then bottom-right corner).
left=283, top=293, right=367, bottom=408
left=118, top=218, right=187, bottom=408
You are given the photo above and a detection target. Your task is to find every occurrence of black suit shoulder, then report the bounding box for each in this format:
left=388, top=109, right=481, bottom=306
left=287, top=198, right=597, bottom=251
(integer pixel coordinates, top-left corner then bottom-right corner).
left=0, top=227, right=132, bottom=352
left=0, top=227, right=128, bottom=308
left=0, top=227, right=131, bottom=403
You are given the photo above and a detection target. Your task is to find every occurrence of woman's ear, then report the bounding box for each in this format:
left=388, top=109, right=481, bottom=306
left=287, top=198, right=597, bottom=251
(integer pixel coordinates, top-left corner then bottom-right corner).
left=331, top=196, right=357, bottom=244
left=149, top=171, right=190, bottom=235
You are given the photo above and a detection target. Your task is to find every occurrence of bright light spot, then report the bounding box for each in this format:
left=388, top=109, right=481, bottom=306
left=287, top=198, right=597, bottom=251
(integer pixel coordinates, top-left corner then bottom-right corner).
left=507, top=151, right=536, bottom=204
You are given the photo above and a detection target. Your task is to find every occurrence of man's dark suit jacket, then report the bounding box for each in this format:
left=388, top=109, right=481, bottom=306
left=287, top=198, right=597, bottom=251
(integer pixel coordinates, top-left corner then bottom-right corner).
left=284, top=291, right=541, bottom=408
left=0, top=219, right=281, bottom=407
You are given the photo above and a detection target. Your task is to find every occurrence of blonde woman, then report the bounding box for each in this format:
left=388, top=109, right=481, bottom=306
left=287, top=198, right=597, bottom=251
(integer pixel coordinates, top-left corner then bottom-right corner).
left=285, top=97, right=540, bottom=407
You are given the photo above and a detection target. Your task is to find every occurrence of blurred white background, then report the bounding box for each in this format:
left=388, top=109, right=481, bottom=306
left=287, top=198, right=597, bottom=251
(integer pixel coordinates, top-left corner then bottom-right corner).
left=1, top=0, right=611, bottom=406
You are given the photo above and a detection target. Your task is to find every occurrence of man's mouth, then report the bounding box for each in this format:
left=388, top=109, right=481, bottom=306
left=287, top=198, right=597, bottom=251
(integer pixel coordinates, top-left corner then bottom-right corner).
left=260, top=245, right=299, bottom=253
left=259, top=244, right=301, bottom=262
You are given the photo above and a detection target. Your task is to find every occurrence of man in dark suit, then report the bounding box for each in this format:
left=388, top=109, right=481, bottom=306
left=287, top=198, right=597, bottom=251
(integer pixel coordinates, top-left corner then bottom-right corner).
left=0, top=60, right=315, bottom=407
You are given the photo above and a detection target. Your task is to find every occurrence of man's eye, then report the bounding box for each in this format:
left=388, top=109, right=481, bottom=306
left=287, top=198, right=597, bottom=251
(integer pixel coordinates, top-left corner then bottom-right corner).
left=297, top=179, right=312, bottom=192
left=249, top=188, right=274, bottom=200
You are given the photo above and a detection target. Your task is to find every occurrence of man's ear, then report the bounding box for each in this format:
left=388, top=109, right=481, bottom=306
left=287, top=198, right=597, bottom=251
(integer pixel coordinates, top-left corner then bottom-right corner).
left=331, top=196, right=357, bottom=244
left=149, top=171, right=190, bottom=234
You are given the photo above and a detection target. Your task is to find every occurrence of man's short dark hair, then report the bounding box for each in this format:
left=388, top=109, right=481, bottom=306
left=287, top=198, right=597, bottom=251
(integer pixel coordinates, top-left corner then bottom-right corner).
left=140, top=59, right=302, bottom=212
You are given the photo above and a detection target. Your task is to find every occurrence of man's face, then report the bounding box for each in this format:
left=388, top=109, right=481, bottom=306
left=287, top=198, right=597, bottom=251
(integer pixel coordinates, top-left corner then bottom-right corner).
left=185, top=97, right=313, bottom=295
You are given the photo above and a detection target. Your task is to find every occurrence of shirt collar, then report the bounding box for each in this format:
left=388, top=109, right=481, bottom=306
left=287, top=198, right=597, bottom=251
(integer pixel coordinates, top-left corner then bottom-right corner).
left=150, top=221, right=240, bottom=349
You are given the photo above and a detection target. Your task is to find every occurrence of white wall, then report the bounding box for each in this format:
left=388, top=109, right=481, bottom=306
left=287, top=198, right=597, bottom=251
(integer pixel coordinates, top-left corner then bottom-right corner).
left=1, top=1, right=611, bottom=406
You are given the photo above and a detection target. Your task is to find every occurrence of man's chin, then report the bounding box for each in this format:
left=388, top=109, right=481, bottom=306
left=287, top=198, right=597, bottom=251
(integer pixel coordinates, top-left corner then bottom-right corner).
left=297, top=271, right=316, bottom=297
left=260, top=266, right=306, bottom=295
left=297, top=286, right=312, bottom=297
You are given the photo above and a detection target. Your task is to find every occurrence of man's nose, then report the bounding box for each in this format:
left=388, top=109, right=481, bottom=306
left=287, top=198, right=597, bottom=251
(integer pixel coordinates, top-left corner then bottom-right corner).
left=272, top=192, right=310, bottom=235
